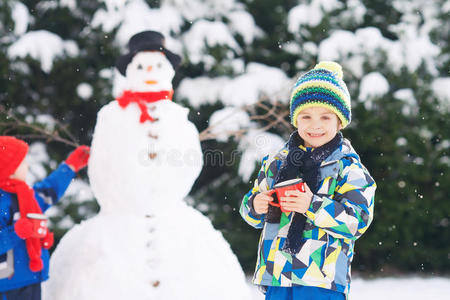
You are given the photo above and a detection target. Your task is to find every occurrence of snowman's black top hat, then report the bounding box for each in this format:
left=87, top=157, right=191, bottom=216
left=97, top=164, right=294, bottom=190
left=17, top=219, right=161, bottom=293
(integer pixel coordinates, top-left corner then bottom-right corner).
left=116, top=30, right=182, bottom=76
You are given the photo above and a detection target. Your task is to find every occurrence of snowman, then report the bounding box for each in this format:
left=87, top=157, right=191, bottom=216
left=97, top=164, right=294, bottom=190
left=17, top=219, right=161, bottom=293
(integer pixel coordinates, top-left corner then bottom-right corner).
left=43, top=31, right=251, bottom=299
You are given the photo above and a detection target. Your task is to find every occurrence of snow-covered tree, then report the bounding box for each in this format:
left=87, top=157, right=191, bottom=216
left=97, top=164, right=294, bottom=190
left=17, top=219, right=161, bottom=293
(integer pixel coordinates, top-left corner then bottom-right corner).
left=1, top=0, right=449, bottom=274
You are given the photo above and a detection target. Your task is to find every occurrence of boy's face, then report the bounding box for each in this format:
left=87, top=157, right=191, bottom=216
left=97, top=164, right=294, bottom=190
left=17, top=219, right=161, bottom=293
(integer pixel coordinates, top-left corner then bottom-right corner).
left=10, top=159, right=28, bottom=181
left=296, top=106, right=342, bottom=148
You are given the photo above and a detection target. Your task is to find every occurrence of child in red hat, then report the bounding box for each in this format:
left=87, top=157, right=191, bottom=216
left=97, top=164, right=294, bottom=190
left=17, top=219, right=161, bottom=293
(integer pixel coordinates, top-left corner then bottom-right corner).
left=0, top=136, right=90, bottom=300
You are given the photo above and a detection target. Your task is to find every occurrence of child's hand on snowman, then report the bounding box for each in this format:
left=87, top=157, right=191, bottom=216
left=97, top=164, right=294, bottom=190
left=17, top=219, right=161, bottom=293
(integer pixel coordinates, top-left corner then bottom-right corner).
left=65, top=145, right=90, bottom=172
left=253, top=191, right=274, bottom=215
left=279, top=183, right=313, bottom=214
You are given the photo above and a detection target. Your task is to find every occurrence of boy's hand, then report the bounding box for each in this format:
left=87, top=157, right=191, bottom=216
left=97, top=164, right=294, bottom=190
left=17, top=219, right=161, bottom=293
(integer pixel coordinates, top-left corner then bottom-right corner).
left=280, top=183, right=314, bottom=214
left=253, top=191, right=273, bottom=215
left=65, top=145, right=90, bottom=172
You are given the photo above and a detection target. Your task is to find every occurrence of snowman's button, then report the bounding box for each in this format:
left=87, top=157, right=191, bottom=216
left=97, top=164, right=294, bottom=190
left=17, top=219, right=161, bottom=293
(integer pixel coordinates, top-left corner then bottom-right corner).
left=149, top=152, right=157, bottom=160
left=148, top=132, right=158, bottom=139
left=152, top=280, right=160, bottom=287
left=149, top=106, right=156, bottom=111
left=152, top=117, right=160, bottom=122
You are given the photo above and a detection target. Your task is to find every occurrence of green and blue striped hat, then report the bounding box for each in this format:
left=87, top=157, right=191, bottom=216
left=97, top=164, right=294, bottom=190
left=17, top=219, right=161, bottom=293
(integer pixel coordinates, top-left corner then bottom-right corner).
left=290, top=61, right=351, bottom=128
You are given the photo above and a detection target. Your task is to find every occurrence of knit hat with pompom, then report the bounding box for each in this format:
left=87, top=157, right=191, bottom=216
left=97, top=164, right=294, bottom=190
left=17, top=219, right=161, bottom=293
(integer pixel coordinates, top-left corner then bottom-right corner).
left=290, top=61, right=351, bottom=128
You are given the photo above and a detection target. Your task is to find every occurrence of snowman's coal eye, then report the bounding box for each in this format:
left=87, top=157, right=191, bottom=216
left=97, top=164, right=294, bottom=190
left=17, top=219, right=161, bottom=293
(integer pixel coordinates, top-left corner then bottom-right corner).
left=137, top=64, right=143, bottom=70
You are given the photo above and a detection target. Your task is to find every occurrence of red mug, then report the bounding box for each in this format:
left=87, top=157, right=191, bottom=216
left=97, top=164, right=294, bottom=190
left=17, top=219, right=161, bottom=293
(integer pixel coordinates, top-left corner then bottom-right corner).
left=26, top=213, right=49, bottom=238
left=267, top=179, right=305, bottom=212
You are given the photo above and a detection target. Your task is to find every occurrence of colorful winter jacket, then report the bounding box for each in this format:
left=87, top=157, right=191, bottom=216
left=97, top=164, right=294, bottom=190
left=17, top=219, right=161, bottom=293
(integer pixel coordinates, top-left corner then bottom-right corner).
left=0, top=163, right=75, bottom=292
left=240, top=138, right=376, bottom=297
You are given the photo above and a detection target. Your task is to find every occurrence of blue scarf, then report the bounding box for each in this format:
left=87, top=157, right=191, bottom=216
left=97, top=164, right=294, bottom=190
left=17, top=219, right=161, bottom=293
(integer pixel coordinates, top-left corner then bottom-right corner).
left=266, top=131, right=343, bottom=254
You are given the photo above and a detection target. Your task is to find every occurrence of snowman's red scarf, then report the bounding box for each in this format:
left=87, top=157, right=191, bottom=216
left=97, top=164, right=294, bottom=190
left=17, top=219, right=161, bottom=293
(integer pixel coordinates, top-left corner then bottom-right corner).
left=116, top=90, right=174, bottom=123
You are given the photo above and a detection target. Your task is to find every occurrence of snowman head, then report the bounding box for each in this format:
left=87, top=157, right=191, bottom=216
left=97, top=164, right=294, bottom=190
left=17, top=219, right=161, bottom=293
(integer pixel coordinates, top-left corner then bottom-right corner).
left=125, top=51, right=175, bottom=92
left=116, top=31, right=181, bottom=90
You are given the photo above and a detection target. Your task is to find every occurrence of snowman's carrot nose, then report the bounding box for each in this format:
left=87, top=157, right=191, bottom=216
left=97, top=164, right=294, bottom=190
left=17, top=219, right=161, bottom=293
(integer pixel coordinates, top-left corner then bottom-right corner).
left=147, top=66, right=153, bottom=72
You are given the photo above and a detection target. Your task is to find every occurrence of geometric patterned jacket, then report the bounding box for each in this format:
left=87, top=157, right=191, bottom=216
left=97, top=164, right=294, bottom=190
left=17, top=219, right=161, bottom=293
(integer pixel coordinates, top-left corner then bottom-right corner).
left=240, top=138, right=376, bottom=297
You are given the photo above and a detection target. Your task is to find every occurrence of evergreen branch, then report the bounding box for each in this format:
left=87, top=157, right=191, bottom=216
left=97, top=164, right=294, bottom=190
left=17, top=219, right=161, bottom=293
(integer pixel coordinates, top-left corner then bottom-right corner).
left=53, top=118, right=79, bottom=146
left=0, top=105, right=80, bottom=147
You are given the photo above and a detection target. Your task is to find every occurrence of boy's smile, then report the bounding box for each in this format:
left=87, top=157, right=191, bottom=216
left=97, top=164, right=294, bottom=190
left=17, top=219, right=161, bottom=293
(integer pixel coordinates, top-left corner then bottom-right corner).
left=296, top=106, right=342, bottom=148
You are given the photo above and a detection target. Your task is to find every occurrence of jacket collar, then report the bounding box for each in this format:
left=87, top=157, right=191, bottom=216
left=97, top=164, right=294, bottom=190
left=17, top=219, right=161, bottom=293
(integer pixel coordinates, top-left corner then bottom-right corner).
left=276, top=135, right=359, bottom=166
left=321, top=138, right=360, bottom=166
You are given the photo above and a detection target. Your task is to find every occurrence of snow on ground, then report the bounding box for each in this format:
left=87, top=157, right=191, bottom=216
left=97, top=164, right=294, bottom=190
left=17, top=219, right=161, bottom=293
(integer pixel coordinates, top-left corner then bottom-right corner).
left=248, top=277, right=450, bottom=299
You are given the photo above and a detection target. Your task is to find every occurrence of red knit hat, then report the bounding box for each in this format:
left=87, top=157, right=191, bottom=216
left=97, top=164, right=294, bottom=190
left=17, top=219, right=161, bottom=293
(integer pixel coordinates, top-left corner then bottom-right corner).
left=0, top=136, right=29, bottom=181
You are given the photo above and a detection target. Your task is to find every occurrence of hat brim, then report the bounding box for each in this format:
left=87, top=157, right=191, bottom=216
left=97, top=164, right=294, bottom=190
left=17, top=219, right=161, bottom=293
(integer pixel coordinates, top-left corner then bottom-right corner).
left=116, top=47, right=181, bottom=76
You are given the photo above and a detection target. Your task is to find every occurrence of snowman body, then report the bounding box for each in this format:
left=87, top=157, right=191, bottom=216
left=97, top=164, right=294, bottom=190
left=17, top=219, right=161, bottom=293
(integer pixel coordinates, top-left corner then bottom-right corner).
left=43, top=51, right=251, bottom=299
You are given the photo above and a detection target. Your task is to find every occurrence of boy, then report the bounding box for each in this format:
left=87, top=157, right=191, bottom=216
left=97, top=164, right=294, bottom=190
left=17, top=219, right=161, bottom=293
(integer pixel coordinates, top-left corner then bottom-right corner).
left=240, top=62, right=376, bottom=299
left=0, top=136, right=89, bottom=300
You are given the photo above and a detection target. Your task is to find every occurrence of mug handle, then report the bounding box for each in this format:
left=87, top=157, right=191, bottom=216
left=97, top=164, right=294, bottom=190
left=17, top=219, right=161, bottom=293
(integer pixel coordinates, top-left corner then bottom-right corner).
left=267, top=190, right=281, bottom=207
